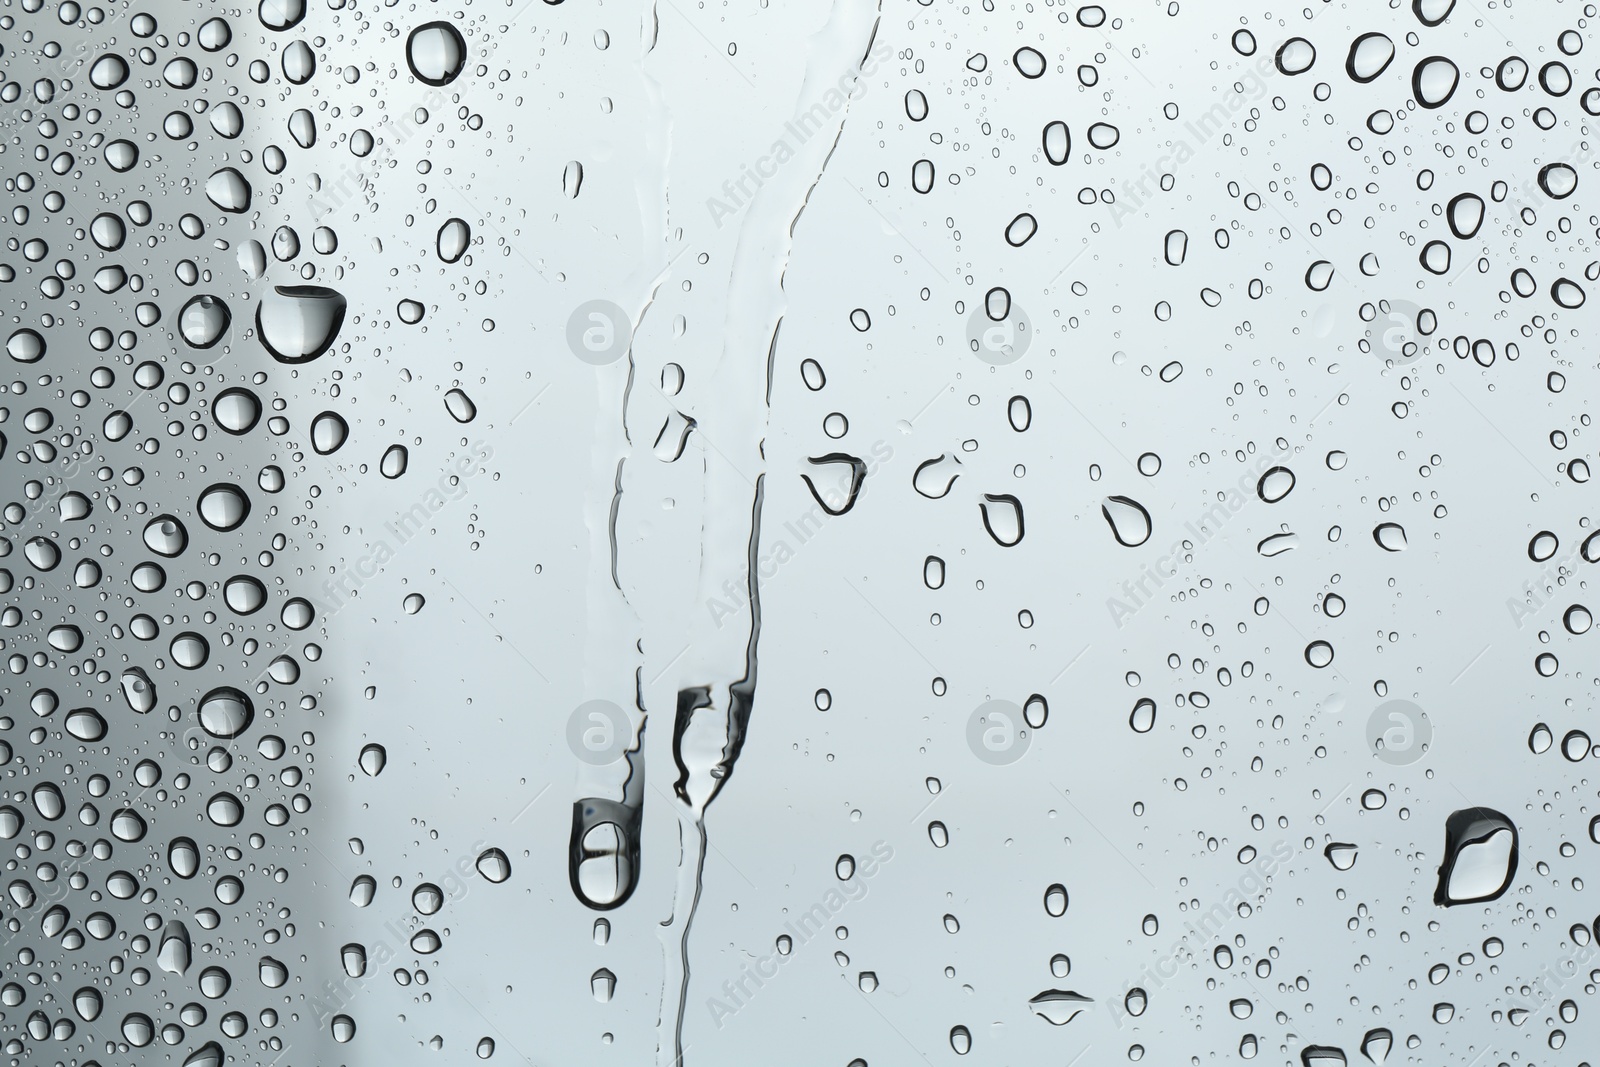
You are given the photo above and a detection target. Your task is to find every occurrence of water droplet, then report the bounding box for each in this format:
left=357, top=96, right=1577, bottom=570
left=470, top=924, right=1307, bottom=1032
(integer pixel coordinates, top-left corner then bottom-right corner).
left=143, top=515, right=189, bottom=557
left=359, top=743, right=387, bottom=777
left=258, top=956, right=288, bottom=988
left=198, top=484, right=251, bottom=532
left=1101, top=495, right=1152, bottom=547
left=1434, top=807, right=1517, bottom=906
left=1325, top=843, right=1358, bottom=870
left=1373, top=523, right=1407, bottom=551
left=436, top=218, right=472, bottom=264
left=158, top=920, right=192, bottom=975
left=168, top=837, right=200, bottom=878
left=198, top=687, right=254, bottom=739
left=407, top=21, right=467, bottom=86
left=205, top=167, right=252, bottom=213
left=1042, top=121, right=1071, bottom=164
left=444, top=388, right=478, bottom=423
left=311, top=411, right=350, bottom=455
left=256, top=285, right=348, bottom=364
left=1412, top=56, right=1460, bottom=108
left=1043, top=883, right=1068, bottom=916
left=980, top=493, right=1025, bottom=547
left=1360, top=1027, right=1392, bottom=1065
left=477, top=846, right=512, bottom=883
left=1257, top=466, right=1296, bottom=502
left=1028, top=989, right=1092, bottom=1025
left=1275, top=38, right=1317, bottom=75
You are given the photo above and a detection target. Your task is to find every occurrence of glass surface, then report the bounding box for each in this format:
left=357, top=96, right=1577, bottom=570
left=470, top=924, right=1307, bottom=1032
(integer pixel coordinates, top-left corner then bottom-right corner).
left=0, top=0, right=1592, bottom=1064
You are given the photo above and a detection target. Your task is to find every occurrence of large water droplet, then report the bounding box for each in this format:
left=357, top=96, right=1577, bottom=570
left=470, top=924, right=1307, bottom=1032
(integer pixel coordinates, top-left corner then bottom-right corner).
left=1433, top=807, right=1517, bottom=905
left=407, top=22, right=467, bottom=86
left=205, top=167, right=252, bottom=213
left=198, top=687, right=254, bottom=739
left=359, top=743, right=386, bottom=777
left=1373, top=522, right=1407, bottom=551
left=1345, top=33, right=1394, bottom=82
left=1101, top=495, right=1152, bottom=546
left=569, top=800, right=637, bottom=909
left=197, top=484, right=251, bottom=531
left=143, top=515, right=189, bottom=557
left=1412, top=56, right=1460, bottom=108
left=179, top=295, right=232, bottom=348
left=1028, top=989, right=1092, bottom=1025
left=157, top=920, right=192, bottom=975
left=256, top=285, right=348, bottom=364
left=980, top=493, right=1025, bottom=546
left=311, top=411, right=350, bottom=455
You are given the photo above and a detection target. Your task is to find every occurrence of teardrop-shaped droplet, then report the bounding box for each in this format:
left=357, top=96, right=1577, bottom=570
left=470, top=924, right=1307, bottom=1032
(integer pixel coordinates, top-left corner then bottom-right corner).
left=1324, top=842, right=1358, bottom=870
left=183, top=1042, right=225, bottom=1067
left=591, top=967, right=617, bottom=1002
left=1101, top=495, right=1152, bottom=547
left=801, top=454, right=867, bottom=516
left=358, top=743, right=386, bottom=777
left=350, top=875, right=377, bottom=907
left=73, top=986, right=103, bottom=1021
left=980, top=493, right=1025, bottom=547
left=157, top=920, right=192, bottom=975
left=258, top=956, right=288, bottom=988
left=1373, top=522, right=1408, bottom=551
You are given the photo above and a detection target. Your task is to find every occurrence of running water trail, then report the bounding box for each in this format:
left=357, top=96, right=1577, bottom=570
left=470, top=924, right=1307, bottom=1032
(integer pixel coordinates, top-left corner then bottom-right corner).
left=570, top=0, right=884, bottom=1061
